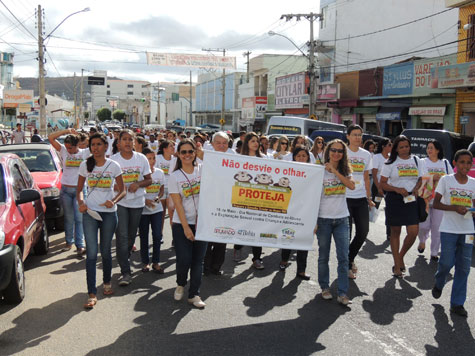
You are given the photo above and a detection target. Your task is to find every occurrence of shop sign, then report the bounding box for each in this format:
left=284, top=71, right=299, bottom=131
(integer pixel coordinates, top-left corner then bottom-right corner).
left=413, top=54, right=456, bottom=94
left=317, top=84, right=340, bottom=100
left=431, top=62, right=475, bottom=89
left=383, top=63, right=414, bottom=96
left=408, top=106, right=446, bottom=116
left=275, top=72, right=307, bottom=109
left=3, top=90, right=34, bottom=108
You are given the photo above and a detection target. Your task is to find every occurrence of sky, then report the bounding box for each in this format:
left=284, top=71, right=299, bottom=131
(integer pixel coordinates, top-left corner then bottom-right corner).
left=0, top=0, right=321, bottom=84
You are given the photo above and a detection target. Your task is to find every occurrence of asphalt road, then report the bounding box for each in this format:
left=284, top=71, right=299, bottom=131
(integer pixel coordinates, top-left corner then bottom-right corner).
left=1, top=212, right=475, bottom=356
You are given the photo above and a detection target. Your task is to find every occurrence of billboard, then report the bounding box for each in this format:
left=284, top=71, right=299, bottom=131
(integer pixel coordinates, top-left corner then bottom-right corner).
left=275, top=72, right=307, bottom=109
left=413, top=54, right=456, bottom=94
left=430, top=61, right=475, bottom=89
left=241, top=96, right=267, bottom=125
left=3, top=90, right=34, bottom=108
left=146, top=52, right=236, bottom=69
left=383, top=63, right=414, bottom=96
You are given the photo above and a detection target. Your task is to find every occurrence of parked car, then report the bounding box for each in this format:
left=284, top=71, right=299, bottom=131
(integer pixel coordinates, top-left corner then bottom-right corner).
left=0, top=143, right=63, bottom=231
left=0, top=153, right=47, bottom=303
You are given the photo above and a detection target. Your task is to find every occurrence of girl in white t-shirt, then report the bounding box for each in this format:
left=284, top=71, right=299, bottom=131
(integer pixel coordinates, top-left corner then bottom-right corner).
left=169, top=139, right=207, bottom=309
left=311, top=136, right=325, bottom=165
left=417, top=140, right=453, bottom=260
left=111, top=130, right=152, bottom=286
left=76, top=133, right=125, bottom=309
left=49, top=128, right=87, bottom=254
left=139, top=148, right=165, bottom=273
left=273, top=135, right=290, bottom=160
left=380, top=135, right=423, bottom=278
left=156, top=140, right=177, bottom=233
left=432, top=149, right=475, bottom=317
left=316, top=139, right=355, bottom=305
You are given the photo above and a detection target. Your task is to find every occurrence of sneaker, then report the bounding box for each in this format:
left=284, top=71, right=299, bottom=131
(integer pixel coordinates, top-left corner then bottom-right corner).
left=174, top=286, right=185, bottom=301
left=233, top=249, right=242, bottom=262
left=450, top=305, right=468, bottom=317
left=188, top=296, right=206, bottom=309
left=350, top=262, right=358, bottom=274
left=321, top=289, right=333, bottom=300
left=348, top=270, right=357, bottom=279
left=337, top=295, right=352, bottom=306
left=253, top=259, right=264, bottom=270
left=118, top=274, right=132, bottom=286
left=431, top=286, right=442, bottom=299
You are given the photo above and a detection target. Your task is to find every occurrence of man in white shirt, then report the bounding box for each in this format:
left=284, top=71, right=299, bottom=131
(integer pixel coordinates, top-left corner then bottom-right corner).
left=11, top=123, right=25, bottom=144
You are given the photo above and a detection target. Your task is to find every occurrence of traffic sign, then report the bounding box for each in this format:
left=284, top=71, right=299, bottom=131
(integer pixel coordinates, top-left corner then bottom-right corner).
left=219, top=118, right=225, bottom=125
left=309, top=114, right=317, bottom=120
left=460, top=116, right=469, bottom=125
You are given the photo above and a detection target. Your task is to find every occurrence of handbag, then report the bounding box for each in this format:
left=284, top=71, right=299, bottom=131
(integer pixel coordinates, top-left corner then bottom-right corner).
left=417, top=196, right=428, bottom=223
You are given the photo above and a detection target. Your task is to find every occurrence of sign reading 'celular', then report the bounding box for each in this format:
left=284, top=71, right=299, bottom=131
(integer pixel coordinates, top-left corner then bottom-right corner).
left=195, top=151, right=324, bottom=250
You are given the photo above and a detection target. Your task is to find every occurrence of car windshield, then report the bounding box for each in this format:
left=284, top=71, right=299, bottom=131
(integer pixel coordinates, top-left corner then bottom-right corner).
left=0, top=164, right=6, bottom=203
left=9, top=149, right=57, bottom=172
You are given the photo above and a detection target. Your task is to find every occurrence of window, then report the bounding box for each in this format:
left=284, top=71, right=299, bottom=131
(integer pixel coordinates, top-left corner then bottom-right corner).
left=467, top=14, right=475, bottom=60
left=17, top=159, right=34, bottom=188
left=0, top=164, right=6, bottom=203
left=10, top=164, right=26, bottom=201
left=127, top=84, right=134, bottom=88
left=127, top=91, right=134, bottom=95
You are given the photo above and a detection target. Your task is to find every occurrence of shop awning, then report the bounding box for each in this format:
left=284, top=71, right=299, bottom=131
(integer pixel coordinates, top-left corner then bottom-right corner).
left=376, top=107, right=407, bottom=121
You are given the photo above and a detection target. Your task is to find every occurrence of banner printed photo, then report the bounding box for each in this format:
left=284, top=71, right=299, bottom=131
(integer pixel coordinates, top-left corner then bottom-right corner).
left=196, top=151, right=324, bottom=251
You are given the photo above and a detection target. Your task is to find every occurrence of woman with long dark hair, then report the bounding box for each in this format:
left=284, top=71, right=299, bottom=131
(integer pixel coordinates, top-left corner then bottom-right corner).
left=417, top=140, right=453, bottom=260
left=380, top=135, right=423, bottom=278
left=273, top=135, right=290, bottom=160
left=76, top=133, right=125, bottom=309
left=316, top=139, right=355, bottom=305
left=169, top=139, right=207, bottom=308
left=234, top=132, right=267, bottom=269
left=311, top=136, right=325, bottom=165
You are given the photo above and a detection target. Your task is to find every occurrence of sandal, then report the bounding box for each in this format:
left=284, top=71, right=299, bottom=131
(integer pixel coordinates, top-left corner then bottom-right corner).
left=152, top=264, right=164, bottom=274
left=279, top=262, right=291, bottom=271
left=103, top=284, right=114, bottom=296
left=141, top=265, right=150, bottom=273
left=84, top=296, right=97, bottom=309
left=392, top=266, right=404, bottom=279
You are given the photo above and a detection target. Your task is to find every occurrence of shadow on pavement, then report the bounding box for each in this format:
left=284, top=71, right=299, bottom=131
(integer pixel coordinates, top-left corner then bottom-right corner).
left=362, top=277, right=422, bottom=325
left=425, top=304, right=475, bottom=355
left=404, top=255, right=439, bottom=290
left=358, top=238, right=391, bottom=261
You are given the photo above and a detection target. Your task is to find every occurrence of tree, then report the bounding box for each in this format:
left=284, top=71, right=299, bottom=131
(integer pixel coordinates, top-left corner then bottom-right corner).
left=112, top=109, right=126, bottom=122
left=96, top=107, right=111, bottom=122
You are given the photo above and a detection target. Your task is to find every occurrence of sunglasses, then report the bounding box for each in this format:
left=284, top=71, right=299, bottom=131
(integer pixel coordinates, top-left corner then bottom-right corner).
left=317, top=141, right=323, bottom=144
left=329, top=148, right=345, bottom=154
left=179, top=149, right=195, bottom=155
left=281, top=142, right=289, bottom=145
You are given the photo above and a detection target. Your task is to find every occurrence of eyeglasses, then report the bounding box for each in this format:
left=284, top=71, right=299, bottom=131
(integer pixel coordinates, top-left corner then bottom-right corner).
left=317, top=141, right=323, bottom=144
left=179, top=150, right=195, bottom=155
left=329, top=148, right=345, bottom=154
left=281, top=142, right=289, bottom=146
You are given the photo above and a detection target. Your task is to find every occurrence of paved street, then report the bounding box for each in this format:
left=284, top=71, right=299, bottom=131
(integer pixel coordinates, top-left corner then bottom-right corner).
left=1, top=212, right=475, bottom=356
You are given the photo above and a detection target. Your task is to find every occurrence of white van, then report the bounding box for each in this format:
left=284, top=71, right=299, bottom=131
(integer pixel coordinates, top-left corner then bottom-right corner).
left=265, top=116, right=346, bottom=137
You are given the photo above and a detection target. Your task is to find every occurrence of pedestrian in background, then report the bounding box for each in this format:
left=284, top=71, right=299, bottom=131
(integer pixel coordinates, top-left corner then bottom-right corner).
left=380, top=135, right=423, bottom=278
left=169, top=139, right=207, bottom=308
left=76, top=133, right=125, bottom=309
left=316, top=139, right=355, bottom=305
left=11, top=123, right=25, bottom=143
left=311, top=136, right=325, bottom=165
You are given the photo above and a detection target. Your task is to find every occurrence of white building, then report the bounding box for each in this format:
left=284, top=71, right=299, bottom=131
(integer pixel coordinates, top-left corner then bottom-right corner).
left=318, top=0, right=459, bottom=81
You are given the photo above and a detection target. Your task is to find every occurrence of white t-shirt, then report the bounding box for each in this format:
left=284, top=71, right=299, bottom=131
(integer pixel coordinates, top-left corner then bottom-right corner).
left=203, top=142, right=213, bottom=151
left=274, top=151, right=291, bottom=160
left=106, top=136, right=114, bottom=157
left=314, top=151, right=324, bottom=165
left=346, top=147, right=372, bottom=199
left=309, top=152, right=316, bottom=164
left=168, top=165, right=201, bottom=225
left=78, top=159, right=122, bottom=212
left=155, top=155, right=176, bottom=186
left=436, top=174, right=475, bottom=234
left=59, top=144, right=88, bottom=186
left=422, top=158, right=453, bottom=177
left=372, top=153, right=388, bottom=182
left=380, top=155, right=423, bottom=192
left=149, top=140, right=159, bottom=154
left=319, top=170, right=351, bottom=219
left=11, top=130, right=25, bottom=143
left=111, top=151, right=151, bottom=208
left=143, top=168, right=165, bottom=215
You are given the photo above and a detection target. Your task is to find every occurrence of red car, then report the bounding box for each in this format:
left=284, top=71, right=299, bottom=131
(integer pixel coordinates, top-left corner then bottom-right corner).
left=0, top=143, right=63, bottom=231
left=0, top=153, right=47, bottom=304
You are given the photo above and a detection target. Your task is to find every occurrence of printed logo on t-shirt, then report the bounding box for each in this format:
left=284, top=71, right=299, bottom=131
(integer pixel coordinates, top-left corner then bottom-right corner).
left=65, top=156, right=83, bottom=167
left=315, top=155, right=323, bottom=165
left=159, top=163, right=170, bottom=175
left=146, top=182, right=162, bottom=194
left=427, top=168, right=445, bottom=176
left=150, top=143, right=158, bottom=151
left=323, top=179, right=346, bottom=196
left=87, top=174, right=113, bottom=188
left=181, top=179, right=200, bottom=198
left=122, top=168, right=140, bottom=183
left=449, top=188, right=473, bottom=207
left=349, top=158, right=365, bottom=173
left=397, top=164, right=418, bottom=177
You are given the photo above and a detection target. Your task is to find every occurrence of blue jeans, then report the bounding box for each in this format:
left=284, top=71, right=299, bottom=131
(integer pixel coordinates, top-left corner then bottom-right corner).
left=83, top=211, right=118, bottom=295
left=316, top=217, right=350, bottom=296
left=139, top=211, right=163, bottom=265
left=61, top=185, right=84, bottom=248
left=435, top=232, right=473, bottom=307
left=172, top=223, right=208, bottom=298
left=115, top=205, right=143, bottom=275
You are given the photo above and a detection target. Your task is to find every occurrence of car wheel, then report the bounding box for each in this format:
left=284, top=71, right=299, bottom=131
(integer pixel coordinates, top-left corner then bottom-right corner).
left=3, top=245, right=25, bottom=304
left=55, top=216, right=64, bottom=231
left=34, top=220, right=49, bottom=255
left=46, top=218, right=55, bottom=232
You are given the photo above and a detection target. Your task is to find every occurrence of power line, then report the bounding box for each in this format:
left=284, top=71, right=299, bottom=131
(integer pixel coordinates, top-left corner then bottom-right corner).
left=0, top=0, right=36, bottom=40
left=321, top=8, right=456, bottom=43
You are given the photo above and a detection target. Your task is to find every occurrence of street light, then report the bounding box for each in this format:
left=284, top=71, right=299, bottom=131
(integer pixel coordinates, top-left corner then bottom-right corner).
left=268, top=31, right=308, bottom=58
left=38, top=6, right=90, bottom=135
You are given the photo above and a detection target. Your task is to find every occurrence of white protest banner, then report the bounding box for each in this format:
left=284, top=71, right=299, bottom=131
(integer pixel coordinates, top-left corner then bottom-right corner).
left=146, top=52, right=236, bottom=69
left=196, top=151, right=324, bottom=250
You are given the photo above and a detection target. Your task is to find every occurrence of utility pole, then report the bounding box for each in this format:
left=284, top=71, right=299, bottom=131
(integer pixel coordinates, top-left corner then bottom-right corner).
left=73, top=72, right=77, bottom=128
left=80, top=69, right=84, bottom=126
left=243, top=51, right=251, bottom=83
left=202, top=48, right=226, bottom=127
left=280, top=13, right=321, bottom=118
left=189, top=70, right=193, bottom=126
left=156, top=81, right=161, bottom=125
left=37, top=5, right=47, bottom=135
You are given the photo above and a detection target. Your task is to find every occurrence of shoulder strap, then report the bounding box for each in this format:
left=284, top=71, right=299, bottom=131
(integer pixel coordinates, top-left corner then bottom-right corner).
left=413, top=156, right=418, bottom=167
left=444, top=159, right=449, bottom=174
